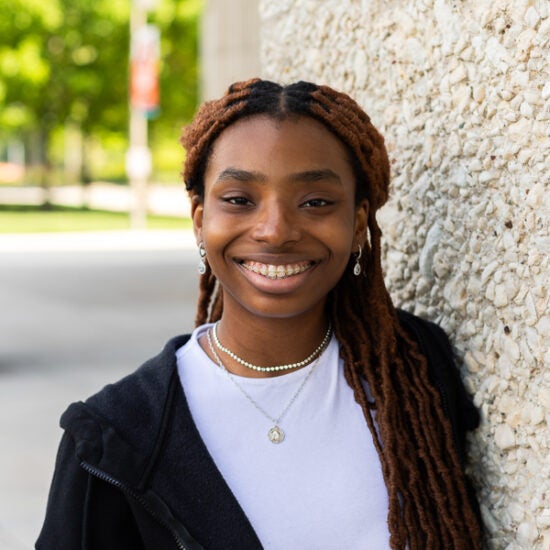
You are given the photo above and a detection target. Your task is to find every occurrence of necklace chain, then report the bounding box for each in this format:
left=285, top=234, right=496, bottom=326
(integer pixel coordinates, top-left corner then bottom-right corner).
left=212, top=321, right=332, bottom=373
left=206, top=328, right=326, bottom=443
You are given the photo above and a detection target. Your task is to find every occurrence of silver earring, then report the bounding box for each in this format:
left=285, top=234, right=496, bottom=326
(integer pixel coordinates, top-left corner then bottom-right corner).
left=197, top=241, right=207, bottom=275
left=353, top=245, right=362, bottom=276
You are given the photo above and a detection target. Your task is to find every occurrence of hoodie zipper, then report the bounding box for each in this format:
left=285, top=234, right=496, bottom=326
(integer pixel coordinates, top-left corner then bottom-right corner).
left=80, top=461, right=189, bottom=550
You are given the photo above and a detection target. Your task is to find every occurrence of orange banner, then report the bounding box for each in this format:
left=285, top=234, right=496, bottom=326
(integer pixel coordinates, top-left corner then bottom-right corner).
left=130, top=24, right=160, bottom=113
left=130, top=57, right=159, bottom=112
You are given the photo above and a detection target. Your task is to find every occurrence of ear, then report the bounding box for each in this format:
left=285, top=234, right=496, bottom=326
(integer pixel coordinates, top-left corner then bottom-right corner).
left=191, top=195, right=204, bottom=243
left=353, top=200, right=369, bottom=251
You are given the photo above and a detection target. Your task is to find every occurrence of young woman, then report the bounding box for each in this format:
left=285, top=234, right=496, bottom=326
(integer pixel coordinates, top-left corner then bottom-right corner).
left=38, top=79, right=483, bottom=549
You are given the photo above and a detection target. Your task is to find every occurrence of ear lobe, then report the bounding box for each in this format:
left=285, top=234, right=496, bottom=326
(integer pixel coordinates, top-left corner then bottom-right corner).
left=191, top=195, right=204, bottom=242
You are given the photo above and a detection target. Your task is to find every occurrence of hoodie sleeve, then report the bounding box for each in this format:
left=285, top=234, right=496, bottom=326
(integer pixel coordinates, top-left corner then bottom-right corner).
left=36, top=429, right=145, bottom=550
left=397, top=309, right=482, bottom=526
left=397, top=309, right=480, bottom=462
left=35, top=431, right=88, bottom=548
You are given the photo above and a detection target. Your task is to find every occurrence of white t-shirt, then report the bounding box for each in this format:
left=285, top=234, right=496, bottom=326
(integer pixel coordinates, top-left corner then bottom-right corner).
left=176, top=325, right=390, bottom=549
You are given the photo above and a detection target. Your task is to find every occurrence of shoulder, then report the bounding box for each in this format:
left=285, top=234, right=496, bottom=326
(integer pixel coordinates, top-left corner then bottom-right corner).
left=397, top=309, right=460, bottom=381
left=60, top=335, right=191, bottom=458
left=396, top=309, right=479, bottom=458
left=86, top=334, right=190, bottom=416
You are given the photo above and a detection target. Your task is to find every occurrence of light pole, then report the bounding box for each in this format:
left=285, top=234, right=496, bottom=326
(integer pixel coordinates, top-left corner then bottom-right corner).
left=127, top=0, right=159, bottom=229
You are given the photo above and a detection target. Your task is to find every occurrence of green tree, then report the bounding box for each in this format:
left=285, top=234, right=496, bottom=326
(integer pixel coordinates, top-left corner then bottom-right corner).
left=0, top=0, right=200, bottom=185
left=151, top=0, right=201, bottom=132
left=0, top=0, right=59, bottom=170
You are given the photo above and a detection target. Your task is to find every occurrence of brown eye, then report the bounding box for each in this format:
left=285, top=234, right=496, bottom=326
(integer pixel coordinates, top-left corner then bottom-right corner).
left=224, top=196, right=253, bottom=206
left=302, top=198, right=332, bottom=207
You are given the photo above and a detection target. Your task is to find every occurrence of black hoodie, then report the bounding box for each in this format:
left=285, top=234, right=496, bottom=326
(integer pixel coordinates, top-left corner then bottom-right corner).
left=36, top=311, right=480, bottom=549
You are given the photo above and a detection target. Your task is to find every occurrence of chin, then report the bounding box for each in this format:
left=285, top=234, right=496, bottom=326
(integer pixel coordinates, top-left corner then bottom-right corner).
left=239, top=298, right=327, bottom=322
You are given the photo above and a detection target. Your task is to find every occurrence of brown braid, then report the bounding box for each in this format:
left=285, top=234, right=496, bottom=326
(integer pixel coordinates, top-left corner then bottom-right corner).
left=180, top=78, right=482, bottom=549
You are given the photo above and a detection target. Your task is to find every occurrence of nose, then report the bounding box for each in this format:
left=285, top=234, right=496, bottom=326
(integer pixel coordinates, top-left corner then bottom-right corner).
left=250, top=199, right=301, bottom=247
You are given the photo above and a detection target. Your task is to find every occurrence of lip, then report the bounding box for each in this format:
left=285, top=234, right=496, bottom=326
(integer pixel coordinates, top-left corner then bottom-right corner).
left=235, top=257, right=319, bottom=293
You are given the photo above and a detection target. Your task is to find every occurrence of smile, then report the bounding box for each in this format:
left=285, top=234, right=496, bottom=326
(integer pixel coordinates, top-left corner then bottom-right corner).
left=240, top=260, right=314, bottom=279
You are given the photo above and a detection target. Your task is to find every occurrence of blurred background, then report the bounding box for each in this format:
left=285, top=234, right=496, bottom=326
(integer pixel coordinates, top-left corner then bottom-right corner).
left=0, top=0, right=260, bottom=546
left=0, top=0, right=199, bottom=216
left=2, top=0, right=549, bottom=547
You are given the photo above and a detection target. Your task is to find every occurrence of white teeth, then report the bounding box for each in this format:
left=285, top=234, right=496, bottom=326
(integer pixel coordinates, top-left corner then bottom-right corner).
left=242, top=261, right=312, bottom=279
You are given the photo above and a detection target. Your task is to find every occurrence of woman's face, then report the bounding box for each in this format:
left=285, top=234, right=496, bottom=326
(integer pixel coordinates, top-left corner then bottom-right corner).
left=192, top=114, right=368, bottom=323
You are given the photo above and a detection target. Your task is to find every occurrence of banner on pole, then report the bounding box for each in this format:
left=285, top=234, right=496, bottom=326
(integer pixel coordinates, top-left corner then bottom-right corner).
left=130, top=24, right=160, bottom=114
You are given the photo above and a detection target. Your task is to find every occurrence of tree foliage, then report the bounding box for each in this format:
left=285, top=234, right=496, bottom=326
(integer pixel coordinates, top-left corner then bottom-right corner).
left=0, top=0, right=200, bottom=175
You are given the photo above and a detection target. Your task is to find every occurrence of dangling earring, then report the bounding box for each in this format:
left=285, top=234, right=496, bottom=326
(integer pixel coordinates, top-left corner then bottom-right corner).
left=197, top=241, right=207, bottom=275
left=353, top=245, right=362, bottom=276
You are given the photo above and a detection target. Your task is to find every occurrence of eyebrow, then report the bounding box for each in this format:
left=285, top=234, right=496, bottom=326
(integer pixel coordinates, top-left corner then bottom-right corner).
left=215, top=167, right=342, bottom=185
left=288, top=169, right=342, bottom=184
left=215, top=168, right=266, bottom=183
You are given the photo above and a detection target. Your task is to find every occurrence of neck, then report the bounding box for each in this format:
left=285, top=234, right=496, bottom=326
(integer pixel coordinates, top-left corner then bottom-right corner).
left=210, top=311, right=331, bottom=378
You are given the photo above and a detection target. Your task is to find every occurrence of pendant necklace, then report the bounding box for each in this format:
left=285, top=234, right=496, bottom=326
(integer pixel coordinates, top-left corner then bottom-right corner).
left=206, top=328, right=326, bottom=444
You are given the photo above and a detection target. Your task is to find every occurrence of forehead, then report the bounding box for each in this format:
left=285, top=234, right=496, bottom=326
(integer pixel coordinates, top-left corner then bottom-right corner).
left=205, top=115, right=353, bottom=175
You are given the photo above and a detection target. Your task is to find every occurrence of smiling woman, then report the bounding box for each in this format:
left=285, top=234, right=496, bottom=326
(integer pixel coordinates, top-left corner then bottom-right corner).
left=38, top=80, right=484, bottom=550
left=192, top=115, right=363, bottom=324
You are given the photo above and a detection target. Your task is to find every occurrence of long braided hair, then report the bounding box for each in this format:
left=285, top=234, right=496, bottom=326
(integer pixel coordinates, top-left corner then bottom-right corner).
left=180, top=79, right=482, bottom=549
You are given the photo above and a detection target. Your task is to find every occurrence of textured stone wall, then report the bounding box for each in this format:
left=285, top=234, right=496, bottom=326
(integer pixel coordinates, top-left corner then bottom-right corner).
left=260, top=1, right=549, bottom=548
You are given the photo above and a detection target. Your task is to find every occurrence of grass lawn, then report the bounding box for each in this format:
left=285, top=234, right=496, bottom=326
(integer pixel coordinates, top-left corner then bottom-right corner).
left=0, top=205, right=193, bottom=233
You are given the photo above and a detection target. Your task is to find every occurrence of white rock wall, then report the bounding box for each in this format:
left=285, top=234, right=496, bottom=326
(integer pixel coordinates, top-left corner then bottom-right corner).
left=260, top=1, right=549, bottom=548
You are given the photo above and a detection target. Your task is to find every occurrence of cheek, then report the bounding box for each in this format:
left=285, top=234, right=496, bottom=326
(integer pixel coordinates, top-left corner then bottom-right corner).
left=200, top=199, right=221, bottom=237
left=200, top=208, right=236, bottom=258
left=326, top=211, right=357, bottom=250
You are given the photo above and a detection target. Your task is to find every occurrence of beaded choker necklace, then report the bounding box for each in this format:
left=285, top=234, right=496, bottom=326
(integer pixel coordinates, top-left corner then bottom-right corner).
left=211, top=321, right=332, bottom=373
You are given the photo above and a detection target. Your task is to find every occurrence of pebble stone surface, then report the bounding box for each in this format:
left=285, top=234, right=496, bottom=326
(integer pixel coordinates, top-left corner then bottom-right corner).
left=260, top=1, right=549, bottom=548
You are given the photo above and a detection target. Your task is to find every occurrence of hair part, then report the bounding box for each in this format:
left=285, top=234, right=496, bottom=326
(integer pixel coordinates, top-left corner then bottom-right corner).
left=180, top=78, right=482, bottom=548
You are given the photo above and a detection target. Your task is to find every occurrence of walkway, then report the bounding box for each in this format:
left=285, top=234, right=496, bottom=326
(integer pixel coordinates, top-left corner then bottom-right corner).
left=0, top=229, right=198, bottom=548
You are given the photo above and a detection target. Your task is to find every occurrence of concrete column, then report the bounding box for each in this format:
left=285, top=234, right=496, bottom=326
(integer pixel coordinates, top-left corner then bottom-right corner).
left=200, top=0, right=261, bottom=100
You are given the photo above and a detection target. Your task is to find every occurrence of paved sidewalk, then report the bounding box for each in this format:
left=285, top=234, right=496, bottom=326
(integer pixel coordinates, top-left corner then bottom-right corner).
left=1, top=367, right=132, bottom=549
left=0, top=228, right=197, bottom=253
left=0, top=186, right=196, bottom=547
left=0, top=230, right=199, bottom=549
